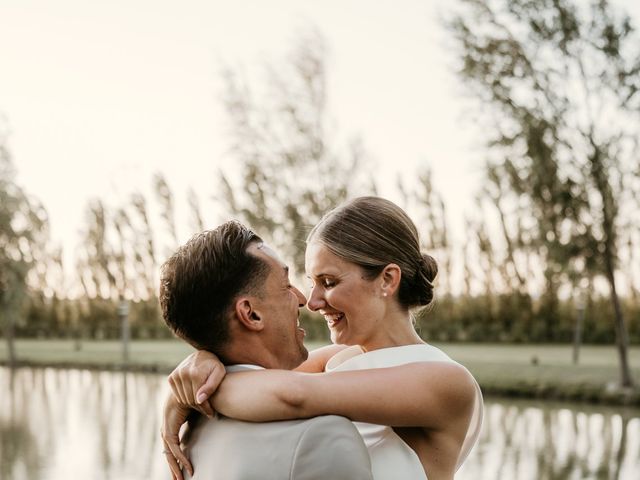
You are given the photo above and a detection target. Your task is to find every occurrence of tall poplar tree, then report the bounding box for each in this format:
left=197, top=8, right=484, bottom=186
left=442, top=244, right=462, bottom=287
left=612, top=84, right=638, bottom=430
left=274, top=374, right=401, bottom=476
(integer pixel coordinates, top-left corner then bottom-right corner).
left=217, top=30, right=372, bottom=275
left=0, top=126, right=48, bottom=364
left=449, top=0, right=639, bottom=386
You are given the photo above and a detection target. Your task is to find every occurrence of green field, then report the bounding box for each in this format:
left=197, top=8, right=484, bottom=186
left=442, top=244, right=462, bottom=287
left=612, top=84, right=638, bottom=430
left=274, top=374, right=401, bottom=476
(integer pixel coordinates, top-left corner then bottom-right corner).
left=440, top=343, right=640, bottom=403
left=1, top=339, right=639, bottom=404
left=0, top=339, right=196, bottom=371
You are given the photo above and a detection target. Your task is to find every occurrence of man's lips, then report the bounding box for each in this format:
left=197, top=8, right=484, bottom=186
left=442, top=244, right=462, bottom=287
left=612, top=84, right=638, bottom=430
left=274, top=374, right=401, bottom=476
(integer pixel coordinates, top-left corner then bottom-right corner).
left=296, top=317, right=305, bottom=335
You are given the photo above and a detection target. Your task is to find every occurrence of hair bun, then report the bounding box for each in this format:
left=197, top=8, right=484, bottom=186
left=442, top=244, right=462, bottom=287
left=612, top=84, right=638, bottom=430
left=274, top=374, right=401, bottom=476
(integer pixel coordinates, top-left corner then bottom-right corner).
left=413, top=253, right=438, bottom=306
left=419, top=253, right=438, bottom=285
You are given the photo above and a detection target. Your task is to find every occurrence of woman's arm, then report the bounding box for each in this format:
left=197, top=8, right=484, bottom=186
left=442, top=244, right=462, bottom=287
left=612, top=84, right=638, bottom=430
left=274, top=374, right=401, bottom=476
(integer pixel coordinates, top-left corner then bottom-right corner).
left=168, top=344, right=348, bottom=405
left=213, top=362, right=476, bottom=432
left=294, top=343, right=348, bottom=373
left=162, top=350, right=226, bottom=480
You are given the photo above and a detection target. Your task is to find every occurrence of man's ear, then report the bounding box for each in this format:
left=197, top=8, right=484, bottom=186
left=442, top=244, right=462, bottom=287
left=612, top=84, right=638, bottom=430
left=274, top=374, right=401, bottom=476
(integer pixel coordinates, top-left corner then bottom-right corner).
left=234, top=297, right=265, bottom=332
left=380, top=263, right=402, bottom=296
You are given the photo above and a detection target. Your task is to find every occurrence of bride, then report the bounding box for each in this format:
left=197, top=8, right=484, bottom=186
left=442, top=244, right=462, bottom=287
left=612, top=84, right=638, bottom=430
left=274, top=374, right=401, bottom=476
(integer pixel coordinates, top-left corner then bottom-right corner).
left=163, top=196, right=483, bottom=480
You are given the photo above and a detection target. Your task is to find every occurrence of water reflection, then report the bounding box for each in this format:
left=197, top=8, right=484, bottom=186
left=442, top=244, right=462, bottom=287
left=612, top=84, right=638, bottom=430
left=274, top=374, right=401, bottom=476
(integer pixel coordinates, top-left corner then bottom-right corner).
left=0, top=367, right=170, bottom=480
left=457, top=399, right=640, bottom=480
left=0, top=367, right=638, bottom=480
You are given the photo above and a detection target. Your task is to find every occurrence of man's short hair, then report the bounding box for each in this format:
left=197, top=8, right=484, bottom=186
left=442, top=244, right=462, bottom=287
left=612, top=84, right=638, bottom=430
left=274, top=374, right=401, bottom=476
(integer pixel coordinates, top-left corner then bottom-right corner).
left=159, top=221, right=269, bottom=353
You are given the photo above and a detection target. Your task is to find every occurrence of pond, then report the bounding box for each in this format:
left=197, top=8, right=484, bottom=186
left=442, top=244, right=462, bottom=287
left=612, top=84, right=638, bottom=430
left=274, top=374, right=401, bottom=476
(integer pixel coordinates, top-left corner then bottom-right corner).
left=1, top=367, right=638, bottom=479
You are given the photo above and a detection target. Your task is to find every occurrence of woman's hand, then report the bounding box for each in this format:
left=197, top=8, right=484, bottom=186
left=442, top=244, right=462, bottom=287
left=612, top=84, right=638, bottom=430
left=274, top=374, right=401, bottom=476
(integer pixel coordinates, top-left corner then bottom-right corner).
left=161, top=393, right=194, bottom=480
left=168, top=350, right=226, bottom=415
left=161, top=350, right=226, bottom=479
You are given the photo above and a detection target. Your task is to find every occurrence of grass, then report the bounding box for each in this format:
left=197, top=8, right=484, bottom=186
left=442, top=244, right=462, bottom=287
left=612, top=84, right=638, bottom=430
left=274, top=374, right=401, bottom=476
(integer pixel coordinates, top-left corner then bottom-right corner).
left=1, top=339, right=639, bottom=404
left=437, top=343, right=640, bottom=404
left=0, top=339, right=195, bottom=371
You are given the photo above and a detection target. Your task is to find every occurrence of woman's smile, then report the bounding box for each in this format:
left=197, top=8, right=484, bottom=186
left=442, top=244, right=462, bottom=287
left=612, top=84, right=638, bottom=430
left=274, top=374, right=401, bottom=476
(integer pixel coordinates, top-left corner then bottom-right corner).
left=324, top=312, right=345, bottom=328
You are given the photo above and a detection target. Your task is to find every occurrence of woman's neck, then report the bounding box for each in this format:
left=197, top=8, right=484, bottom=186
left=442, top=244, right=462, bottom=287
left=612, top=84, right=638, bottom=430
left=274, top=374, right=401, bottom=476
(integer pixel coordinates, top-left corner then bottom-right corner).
left=359, top=311, right=424, bottom=352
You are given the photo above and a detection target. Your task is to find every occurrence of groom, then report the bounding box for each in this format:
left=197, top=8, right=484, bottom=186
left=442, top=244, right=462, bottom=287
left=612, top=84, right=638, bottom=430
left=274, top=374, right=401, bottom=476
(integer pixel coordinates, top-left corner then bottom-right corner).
left=159, top=221, right=372, bottom=480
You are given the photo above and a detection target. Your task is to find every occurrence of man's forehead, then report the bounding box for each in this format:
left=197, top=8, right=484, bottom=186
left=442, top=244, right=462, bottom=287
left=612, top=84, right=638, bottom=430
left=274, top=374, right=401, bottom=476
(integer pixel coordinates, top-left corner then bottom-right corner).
left=253, top=242, right=288, bottom=272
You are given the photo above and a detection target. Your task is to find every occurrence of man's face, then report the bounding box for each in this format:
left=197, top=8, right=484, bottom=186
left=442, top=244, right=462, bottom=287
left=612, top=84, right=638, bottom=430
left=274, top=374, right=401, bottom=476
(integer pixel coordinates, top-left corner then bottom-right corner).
left=247, top=243, right=309, bottom=369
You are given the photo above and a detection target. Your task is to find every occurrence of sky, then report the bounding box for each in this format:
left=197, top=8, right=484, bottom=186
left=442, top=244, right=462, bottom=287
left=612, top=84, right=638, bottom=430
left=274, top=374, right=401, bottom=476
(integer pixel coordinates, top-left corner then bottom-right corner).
left=1, top=0, right=639, bottom=274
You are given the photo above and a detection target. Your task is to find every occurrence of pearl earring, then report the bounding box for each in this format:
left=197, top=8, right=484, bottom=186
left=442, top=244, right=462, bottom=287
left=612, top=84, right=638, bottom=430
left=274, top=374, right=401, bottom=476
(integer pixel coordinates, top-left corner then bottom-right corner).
left=382, top=292, right=387, bottom=297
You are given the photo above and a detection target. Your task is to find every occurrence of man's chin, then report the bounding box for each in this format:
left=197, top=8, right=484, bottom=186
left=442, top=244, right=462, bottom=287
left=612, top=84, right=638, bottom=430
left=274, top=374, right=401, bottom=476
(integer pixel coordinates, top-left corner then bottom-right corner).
left=282, top=345, right=309, bottom=370
left=295, top=346, right=309, bottom=366
left=300, top=345, right=309, bottom=361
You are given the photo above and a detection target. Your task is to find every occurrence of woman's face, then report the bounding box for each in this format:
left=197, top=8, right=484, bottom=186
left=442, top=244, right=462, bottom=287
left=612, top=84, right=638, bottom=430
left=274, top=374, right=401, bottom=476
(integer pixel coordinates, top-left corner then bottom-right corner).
left=305, top=242, right=383, bottom=346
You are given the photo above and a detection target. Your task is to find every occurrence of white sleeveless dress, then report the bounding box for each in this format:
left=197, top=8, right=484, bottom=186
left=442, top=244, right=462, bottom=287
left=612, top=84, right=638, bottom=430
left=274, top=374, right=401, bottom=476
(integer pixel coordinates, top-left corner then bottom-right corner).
left=325, top=344, right=483, bottom=480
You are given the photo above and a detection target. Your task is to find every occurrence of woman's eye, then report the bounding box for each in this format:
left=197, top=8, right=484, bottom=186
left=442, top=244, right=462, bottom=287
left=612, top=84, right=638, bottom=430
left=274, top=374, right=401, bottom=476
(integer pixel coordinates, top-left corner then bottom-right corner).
left=322, top=279, right=336, bottom=288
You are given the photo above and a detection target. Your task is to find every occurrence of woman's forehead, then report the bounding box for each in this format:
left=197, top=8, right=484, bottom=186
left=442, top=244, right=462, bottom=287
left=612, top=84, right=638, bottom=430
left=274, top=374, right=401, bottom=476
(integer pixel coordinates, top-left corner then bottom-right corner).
left=305, top=243, right=350, bottom=273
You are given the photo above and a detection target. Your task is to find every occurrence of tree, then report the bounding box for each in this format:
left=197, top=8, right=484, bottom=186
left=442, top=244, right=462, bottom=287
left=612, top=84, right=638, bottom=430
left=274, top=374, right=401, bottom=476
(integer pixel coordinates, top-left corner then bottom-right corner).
left=78, top=199, right=117, bottom=300
left=0, top=123, right=48, bottom=364
left=130, top=192, right=158, bottom=300
left=415, top=169, right=453, bottom=294
left=216, top=30, right=373, bottom=276
left=187, top=187, right=205, bottom=234
left=153, top=172, right=179, bottom=257
left=449, top=0, right=639, bottom=386
left=398, top=168, right=453, bottom=295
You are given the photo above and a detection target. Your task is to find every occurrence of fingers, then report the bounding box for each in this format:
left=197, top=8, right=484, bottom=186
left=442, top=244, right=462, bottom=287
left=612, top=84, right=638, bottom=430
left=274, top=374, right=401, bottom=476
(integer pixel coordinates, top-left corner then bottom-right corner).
left=168, top=350, right=224, bottom=410
left=168, top=353, right=196, bottom=404
left=168, top=374, right=189, bottom=406
left=161, top=396, right=194, bottom=477
left=195, top=398, right=215, bottom=419
left=196, top=363, right=226, bottom=404
left=161, top=423, right=193, bottom=478
left=163, top=439, right=185, bottom=480
left=165, top=435, right=193, bottom=478
left=169, top=358, right=197, bottom=406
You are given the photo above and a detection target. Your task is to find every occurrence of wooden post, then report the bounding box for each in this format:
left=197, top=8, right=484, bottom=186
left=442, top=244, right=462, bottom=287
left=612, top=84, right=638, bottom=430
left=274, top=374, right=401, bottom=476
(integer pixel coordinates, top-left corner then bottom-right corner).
left=572, top=293, right=585, bottom=365
left=118, top=298, right=130, bottom=365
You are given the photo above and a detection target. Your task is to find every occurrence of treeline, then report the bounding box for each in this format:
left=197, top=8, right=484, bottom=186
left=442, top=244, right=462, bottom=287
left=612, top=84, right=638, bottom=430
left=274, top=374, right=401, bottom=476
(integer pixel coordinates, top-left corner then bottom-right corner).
left=1, top=1, right=639, bottom=364
left=11, top=291, right=640, bottom=345
left=20, top=296, right=169, bottom=340
left=418, top=294, right=640, bottom=344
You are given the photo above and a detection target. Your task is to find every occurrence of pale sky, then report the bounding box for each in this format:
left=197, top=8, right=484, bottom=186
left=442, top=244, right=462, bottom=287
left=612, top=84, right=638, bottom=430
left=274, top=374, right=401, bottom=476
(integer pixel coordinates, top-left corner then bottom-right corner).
left=1, top=0, right=638, bottom=274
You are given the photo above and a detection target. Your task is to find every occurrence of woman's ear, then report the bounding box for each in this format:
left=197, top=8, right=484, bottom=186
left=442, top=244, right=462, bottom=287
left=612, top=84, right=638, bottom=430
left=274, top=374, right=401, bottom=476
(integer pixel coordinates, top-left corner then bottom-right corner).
left=380, top=263, right=402, bottom=296
left=234, top=297, right=265, bottom=332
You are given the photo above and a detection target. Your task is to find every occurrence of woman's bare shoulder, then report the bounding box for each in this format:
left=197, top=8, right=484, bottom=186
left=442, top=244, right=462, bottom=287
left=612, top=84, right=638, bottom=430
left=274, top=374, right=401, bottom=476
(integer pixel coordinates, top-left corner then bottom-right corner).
left=294, top=344, right=349, bottom=373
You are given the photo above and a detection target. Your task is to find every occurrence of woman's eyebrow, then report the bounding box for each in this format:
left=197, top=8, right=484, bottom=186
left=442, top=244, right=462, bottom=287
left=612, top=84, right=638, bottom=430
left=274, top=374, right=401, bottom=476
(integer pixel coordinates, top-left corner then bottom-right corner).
left=309, top=272, right=331, bottom=279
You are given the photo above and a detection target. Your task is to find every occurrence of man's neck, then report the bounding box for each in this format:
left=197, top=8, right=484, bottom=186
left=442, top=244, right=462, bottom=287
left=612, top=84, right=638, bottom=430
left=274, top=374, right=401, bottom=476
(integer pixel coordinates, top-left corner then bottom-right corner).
left=222, top=338, right=288, bottom=370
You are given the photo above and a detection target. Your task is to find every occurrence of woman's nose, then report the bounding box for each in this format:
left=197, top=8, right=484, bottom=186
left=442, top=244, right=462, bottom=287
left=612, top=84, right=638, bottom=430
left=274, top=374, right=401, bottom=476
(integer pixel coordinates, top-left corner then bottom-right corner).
left=306, top=286, right=325, bottom=311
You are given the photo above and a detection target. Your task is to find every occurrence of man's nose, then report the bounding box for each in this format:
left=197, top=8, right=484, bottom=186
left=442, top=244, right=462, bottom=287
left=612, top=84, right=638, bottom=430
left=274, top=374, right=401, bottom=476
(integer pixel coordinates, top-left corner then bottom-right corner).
left=292, top=285, right=307, bottom=307
left=306, top=286, right=325, bottom=311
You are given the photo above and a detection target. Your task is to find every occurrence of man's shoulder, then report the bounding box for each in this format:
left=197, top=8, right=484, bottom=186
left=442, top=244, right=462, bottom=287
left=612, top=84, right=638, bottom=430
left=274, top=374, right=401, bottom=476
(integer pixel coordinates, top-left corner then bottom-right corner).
left=188, top=412, right=355, bottom=439
left=291, top=415, right=373, bottom=480
left=294, top=414, right=360, bottom=437
left=185, top=414, right=371, bottom=480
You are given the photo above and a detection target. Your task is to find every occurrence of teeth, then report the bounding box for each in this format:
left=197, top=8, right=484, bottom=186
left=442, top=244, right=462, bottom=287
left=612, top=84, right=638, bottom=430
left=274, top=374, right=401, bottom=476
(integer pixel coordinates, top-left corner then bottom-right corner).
left=324, top=313, right=344, bottom=324
left=296, top=318, right=300, bottom=327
